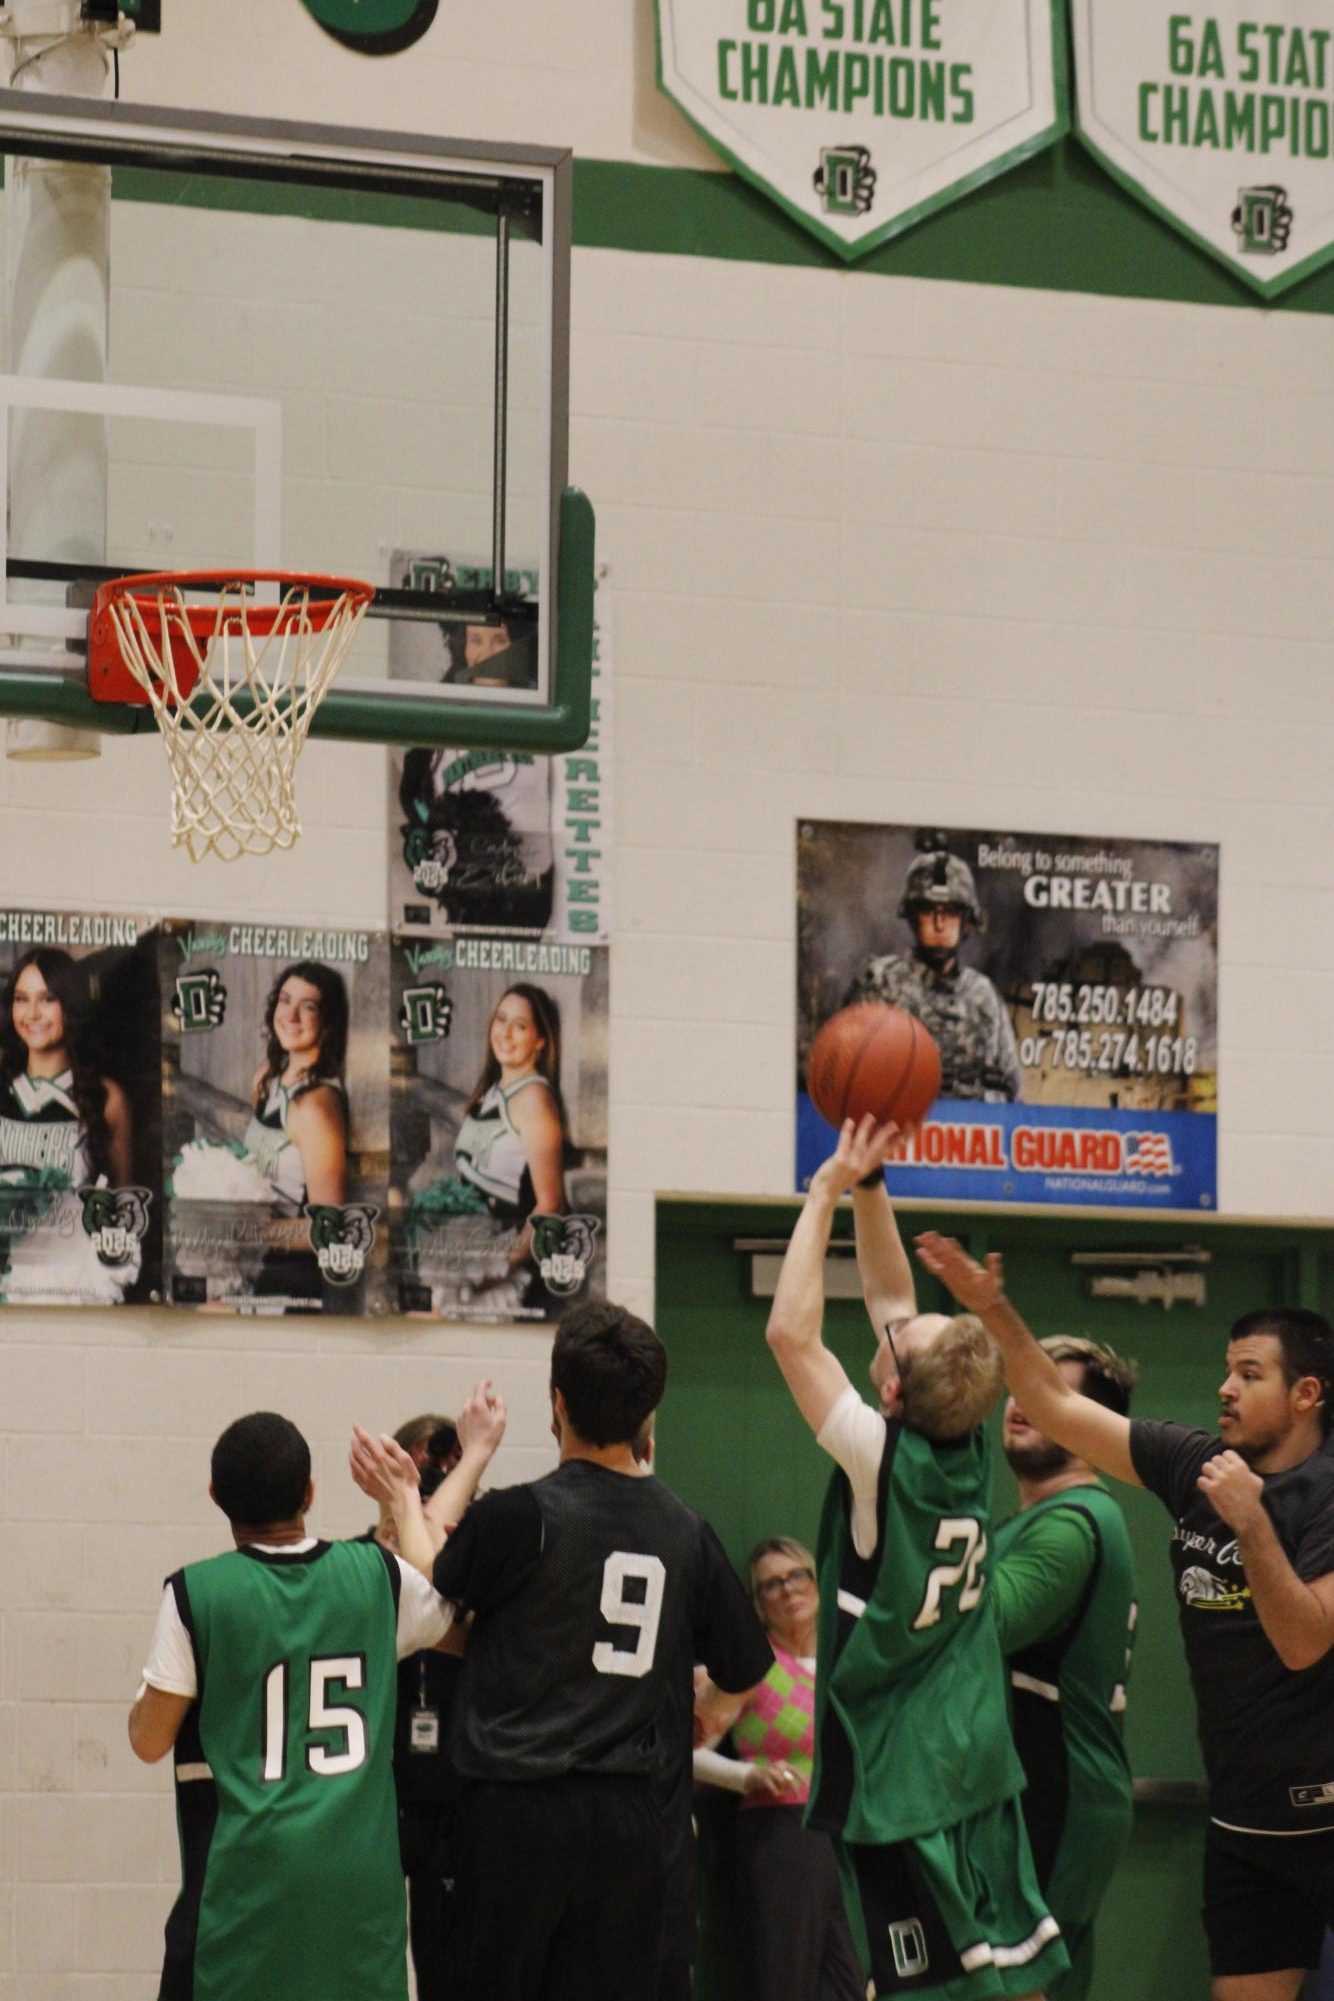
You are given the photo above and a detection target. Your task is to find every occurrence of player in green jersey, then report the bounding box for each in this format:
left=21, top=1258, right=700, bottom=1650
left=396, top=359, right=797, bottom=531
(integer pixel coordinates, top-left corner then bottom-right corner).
left=766, top=1115, right=1066, bottom=2001
left=129, top=1394, right=503, bottom=2001
left=994, top=1337, right=1139, bottom=2000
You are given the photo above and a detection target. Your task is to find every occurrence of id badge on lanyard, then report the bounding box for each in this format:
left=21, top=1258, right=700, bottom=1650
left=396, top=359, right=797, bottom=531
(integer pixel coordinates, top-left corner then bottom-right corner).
left=409, top=1657, right=440, bottom=1754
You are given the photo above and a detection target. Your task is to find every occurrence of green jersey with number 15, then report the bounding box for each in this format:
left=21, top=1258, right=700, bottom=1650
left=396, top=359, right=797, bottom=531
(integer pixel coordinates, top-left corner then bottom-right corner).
left=160, top=1540, right=406, bottom=2001
left=810, top=1415, right=1024, bottom=1847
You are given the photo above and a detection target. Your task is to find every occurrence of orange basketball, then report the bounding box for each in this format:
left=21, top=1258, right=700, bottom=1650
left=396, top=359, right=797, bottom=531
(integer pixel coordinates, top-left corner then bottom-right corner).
left=806, top=1003, right=942, bottom=1131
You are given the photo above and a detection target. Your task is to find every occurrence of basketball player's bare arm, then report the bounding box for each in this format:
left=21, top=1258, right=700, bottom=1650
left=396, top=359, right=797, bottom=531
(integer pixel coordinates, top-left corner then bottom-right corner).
left=351, top=1379, right=507, bottom=1577
left=915, top=1234, right=1140, bottom=1489
left=128, top=1683, right=192, bottom=1763
left=851, top=1140, right=920, bottom=1334
left=424, top=1379, right=507, bottom=1538
left=1199, top=1452, right=1334, bottom=1671
left=767, top=1116, right=902, bottom=1435
left=351, top=1428, right=437, bottom=1573
left=1213, top=1975, right=1304, bottom=2001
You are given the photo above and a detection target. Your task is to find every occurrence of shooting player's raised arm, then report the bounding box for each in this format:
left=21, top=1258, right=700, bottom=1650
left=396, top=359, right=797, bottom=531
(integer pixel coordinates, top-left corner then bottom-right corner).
left=767, top=1117, right=900, bottom=1436
left=851, top=1141, right=918, bottom=1338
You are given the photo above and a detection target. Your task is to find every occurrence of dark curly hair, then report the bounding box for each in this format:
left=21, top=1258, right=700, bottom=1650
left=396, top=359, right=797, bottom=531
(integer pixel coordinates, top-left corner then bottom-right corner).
left=0, top=947, right=113, bottom=1182
left=254, top=961, right=349, bottom=1116
left=211, top=1412, right=311, bottom=1527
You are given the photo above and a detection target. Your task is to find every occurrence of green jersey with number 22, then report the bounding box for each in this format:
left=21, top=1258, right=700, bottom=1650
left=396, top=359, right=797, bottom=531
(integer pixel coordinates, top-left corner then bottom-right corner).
left=811, top=1417, right=1024, bottom=1846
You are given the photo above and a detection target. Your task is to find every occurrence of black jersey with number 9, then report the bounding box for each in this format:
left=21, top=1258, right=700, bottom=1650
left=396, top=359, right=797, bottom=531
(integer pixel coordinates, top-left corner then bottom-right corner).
left=437, top=1460, right=768, bottom=1782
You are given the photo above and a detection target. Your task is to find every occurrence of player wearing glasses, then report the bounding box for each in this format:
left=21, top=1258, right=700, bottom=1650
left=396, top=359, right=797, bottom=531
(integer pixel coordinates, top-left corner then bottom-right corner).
left=765, top=1115, right=1065, bottom=2001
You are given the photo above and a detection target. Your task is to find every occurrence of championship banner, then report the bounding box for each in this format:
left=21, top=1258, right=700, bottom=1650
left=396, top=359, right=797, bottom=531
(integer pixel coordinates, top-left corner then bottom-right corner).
left=389, top=936, right=608, bottom=1322
left=388, top=558, right=612, bottom=945
left=0, top=909, right=159, bottom=1307
left=797, top=823, right=1219, bottom=1209
left=1073, top=1, right=1334, bottom=296
left=161, top=921, right=390, bottom=1314
left=655, top=0, right=1068, bottom=259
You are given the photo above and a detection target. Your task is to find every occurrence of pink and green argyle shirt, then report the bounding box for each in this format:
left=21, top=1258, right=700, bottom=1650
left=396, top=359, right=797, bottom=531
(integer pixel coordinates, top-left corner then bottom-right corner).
left=730, top=1643, right=816, bottom=1810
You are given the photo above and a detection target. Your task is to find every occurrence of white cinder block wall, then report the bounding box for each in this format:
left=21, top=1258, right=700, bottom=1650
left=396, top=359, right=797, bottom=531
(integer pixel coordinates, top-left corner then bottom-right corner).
left=3, top=3, right=1332, bottom=1991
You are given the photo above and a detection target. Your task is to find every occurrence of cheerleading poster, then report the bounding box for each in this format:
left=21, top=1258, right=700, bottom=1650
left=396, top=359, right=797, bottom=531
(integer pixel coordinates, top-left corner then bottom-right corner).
left=796, top=821, right=1219, bottom=1210
left=388, top=558, right=613, bottom=945
left=389, top=936, right=608, bottom=1322
left=0, top=908, right=161, bottom=1307
left=161, top=920, right=390, bottom=1315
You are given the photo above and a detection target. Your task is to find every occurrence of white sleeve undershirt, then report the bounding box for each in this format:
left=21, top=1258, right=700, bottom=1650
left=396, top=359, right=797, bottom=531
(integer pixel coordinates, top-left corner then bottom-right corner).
left=141, top=1582, right=197, bottom=1697
left=139, top=1543, right=450, bottom=1698
left=394, top=1556, right=451, bottom=1655
left=693, top=1745, right=749, bottom=1792
left=816, top=1384, right=887, bottom=1561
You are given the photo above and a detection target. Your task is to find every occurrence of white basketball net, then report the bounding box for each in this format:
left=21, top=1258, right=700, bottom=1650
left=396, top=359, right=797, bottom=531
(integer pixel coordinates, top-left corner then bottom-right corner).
left=105, top=577, right=369, bottom=863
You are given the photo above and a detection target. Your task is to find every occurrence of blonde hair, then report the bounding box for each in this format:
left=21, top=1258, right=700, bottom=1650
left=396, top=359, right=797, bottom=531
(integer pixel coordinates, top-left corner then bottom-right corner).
left=748, top=1535, right=817, bottom=1610
left=902, top=1313, right=1004, bottom=1441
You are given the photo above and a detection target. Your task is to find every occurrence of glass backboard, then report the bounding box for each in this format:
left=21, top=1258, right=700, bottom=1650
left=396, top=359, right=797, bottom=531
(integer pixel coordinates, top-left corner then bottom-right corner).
left=0, top=90, right=592, bottom=750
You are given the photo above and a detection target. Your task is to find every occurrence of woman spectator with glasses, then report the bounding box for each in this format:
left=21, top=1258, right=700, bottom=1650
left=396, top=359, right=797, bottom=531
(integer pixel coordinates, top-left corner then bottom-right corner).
left=694, top=1537, right=863, bottom=2001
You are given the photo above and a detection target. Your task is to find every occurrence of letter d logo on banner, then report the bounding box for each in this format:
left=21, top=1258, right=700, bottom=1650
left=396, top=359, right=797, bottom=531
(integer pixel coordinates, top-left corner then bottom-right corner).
left=299, top=0, right=438, bottom=55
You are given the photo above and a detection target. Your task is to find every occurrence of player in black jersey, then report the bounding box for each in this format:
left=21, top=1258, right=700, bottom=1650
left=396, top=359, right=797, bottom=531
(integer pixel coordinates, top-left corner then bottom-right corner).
left=353, top=1299, right=772, bottom=2001
left=918, top=1233, right=1334, bottom=2001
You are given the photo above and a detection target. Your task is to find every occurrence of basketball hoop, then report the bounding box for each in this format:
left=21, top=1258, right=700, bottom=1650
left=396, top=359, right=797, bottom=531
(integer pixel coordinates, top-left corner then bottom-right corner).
left=87, top=569, right=373, bottom=862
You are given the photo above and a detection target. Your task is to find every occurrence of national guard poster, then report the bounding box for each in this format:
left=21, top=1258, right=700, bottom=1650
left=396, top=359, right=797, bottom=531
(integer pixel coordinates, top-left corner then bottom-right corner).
left=0, top=908, right=160, bottom=1307
left=1073, top=1, right=1334, bottom=296
left=655, top=0, right=1068, bottom=260
left=161, top=920, right=390, bottom=1315
left=797, top=822, right=1219, bottom=1208
left=390, top=936, right=609, bottom=1322
left=388, top=558, right=613, bottom=945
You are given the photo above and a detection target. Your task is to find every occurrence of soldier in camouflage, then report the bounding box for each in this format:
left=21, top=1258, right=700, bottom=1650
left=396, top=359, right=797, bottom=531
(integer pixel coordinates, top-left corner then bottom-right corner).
left=844, top=845, right=1023, bottom=1101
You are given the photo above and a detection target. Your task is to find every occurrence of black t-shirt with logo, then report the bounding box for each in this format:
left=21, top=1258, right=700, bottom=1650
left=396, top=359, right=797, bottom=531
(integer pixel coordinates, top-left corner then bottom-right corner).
left=1131, top=1418, right=1334, bottom=1832
left=434, top=1461, right=770, bottom=1785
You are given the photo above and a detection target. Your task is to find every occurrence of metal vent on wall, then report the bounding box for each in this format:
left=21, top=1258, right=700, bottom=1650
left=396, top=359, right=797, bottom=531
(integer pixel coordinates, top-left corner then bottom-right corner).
left=737, top=1239, right=865, bottom=1301
left=1071, top=1247, right=1210, bottom=1310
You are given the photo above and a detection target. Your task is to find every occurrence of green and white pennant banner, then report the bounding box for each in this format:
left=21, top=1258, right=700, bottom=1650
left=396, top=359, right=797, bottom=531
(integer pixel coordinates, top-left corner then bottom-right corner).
left=654, top=0, right=1069, bottom=261
left=1073, top=1, right=1334, bottom=297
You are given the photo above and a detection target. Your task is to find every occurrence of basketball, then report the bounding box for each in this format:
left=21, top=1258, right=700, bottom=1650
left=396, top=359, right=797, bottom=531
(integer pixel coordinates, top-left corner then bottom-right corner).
left=806, top=1003, right=942, bottom=1131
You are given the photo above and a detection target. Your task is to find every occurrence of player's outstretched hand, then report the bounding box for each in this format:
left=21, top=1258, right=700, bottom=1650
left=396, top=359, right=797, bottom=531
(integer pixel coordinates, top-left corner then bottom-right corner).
left=457, top=1377, right=508, bottom=1459
left=815, top=1114, right=904, bottom=1197
left=349, top=1424, right=420, bottom=1506
left=1197, top=1449, right=1266, bottom=1533
left=915, top=1233, right=1005, bottom=1313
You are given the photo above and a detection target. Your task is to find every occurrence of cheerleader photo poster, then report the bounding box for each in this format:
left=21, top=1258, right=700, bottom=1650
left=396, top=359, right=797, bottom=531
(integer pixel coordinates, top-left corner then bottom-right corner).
left=0, top=908, right=161, bottom=1308
left=161, top=920, right=391, bottom=1316
left=390, top=938, right=609, bottom=1322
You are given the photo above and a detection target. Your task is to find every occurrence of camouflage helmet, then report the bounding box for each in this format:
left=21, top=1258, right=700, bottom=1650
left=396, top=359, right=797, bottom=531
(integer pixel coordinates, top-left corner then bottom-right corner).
left=899, top=847, right=984, bottom=930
